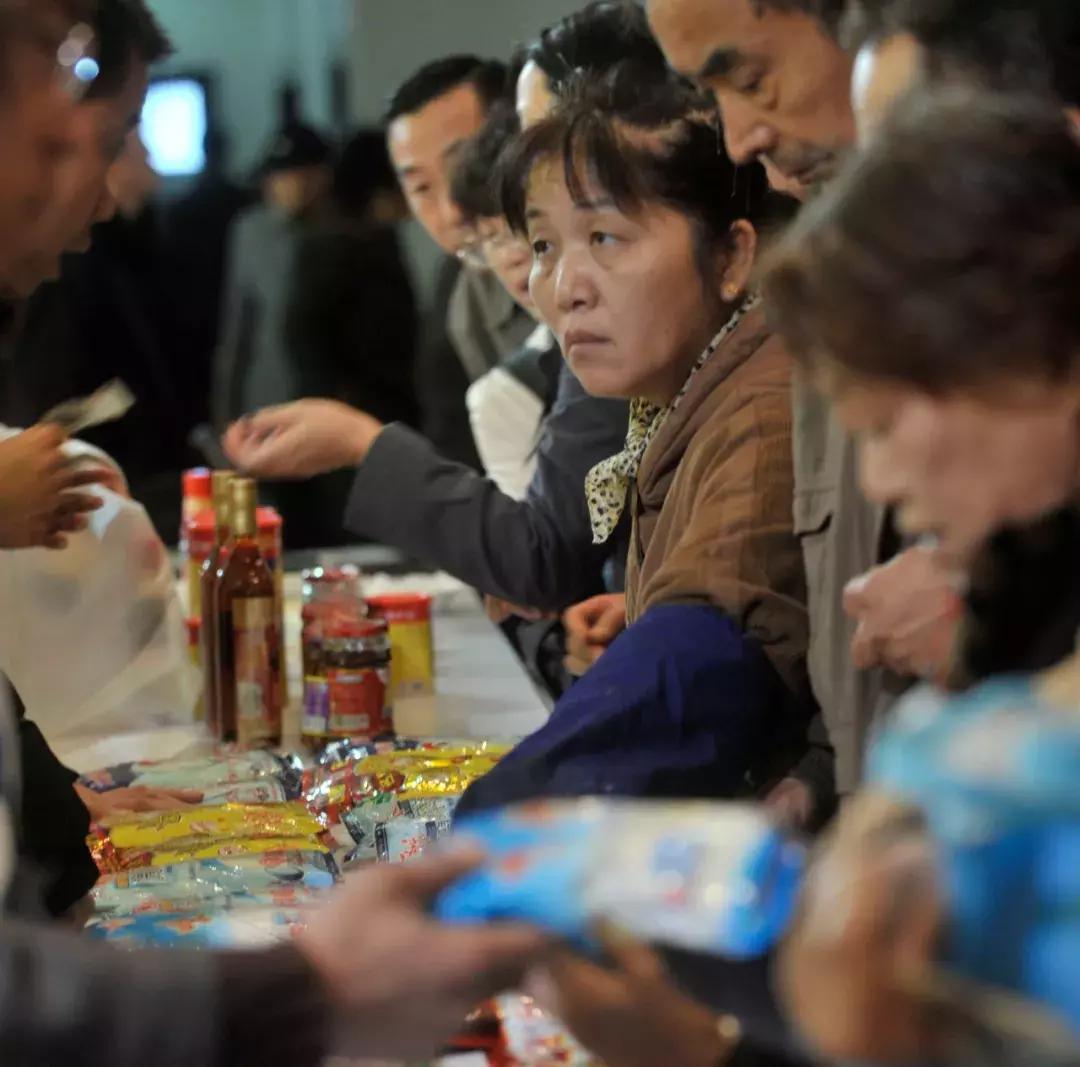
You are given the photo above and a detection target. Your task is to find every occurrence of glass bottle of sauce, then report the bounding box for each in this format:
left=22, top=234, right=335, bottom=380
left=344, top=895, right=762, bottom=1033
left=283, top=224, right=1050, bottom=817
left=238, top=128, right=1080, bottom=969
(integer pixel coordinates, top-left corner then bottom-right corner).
left=199, top=469, right=234, bottom=735
left=217, top=478, right=281, bottom=747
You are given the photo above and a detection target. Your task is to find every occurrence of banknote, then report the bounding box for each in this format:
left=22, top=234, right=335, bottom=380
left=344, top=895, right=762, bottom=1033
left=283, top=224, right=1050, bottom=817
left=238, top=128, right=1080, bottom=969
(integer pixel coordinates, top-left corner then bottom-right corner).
left=41, top=379, right=135, bottom=435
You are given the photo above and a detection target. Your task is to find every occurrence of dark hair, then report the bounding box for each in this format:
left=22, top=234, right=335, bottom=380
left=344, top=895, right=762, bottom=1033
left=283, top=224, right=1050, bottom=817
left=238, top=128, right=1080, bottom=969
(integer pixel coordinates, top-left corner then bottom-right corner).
left=0, top=0, right=95, bottom=95
left=843, top=0, right=1080, bottom=105
left=499, top=64, right=772, bottom=295
left=746, top=0, right=850, bottom=36
left=334, top=128, right=399, bottom=219
left=450, top=101, right=520, bottom=221
left=761, top=90, right=1080, bottom=393
left=384, top=55, right=508, bottom=125
left=523, top=1, right=669, bottom=94
left=88, top=0, right=173, bottom=99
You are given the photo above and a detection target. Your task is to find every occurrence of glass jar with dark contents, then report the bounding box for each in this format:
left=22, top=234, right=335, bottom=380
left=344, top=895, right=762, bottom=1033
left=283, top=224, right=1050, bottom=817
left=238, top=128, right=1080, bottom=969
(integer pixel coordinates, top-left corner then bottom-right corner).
left=300, top=567, right=365, bottom=744
left=324, top=619, right=393, bottom=741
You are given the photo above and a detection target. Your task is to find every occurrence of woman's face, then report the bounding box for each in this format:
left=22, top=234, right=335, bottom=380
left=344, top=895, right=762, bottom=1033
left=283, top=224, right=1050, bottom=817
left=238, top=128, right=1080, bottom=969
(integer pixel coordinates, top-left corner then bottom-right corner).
left=525, top=162, right=722, bottom=403
left=832, top=373, right=1080, bottom=564
left=475, top=215, right=537, bottom=317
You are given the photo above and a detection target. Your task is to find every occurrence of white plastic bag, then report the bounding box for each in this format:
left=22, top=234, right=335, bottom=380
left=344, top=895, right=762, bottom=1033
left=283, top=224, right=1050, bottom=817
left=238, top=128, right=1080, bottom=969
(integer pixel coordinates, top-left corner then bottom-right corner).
left=0, top=429, right=198, bottom=744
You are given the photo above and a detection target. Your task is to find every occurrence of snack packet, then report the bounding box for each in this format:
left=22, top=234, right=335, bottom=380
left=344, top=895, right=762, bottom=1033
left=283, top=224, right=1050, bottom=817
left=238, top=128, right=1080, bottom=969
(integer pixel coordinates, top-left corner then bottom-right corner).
left=337, top=794, right=458, bottom=859
left=91, top=851, right=337, bottom=917
left=87, top=906, right=310, bottom=949
left=80, top=751, right=302, bottom=795
left=90, top=803, right=327, bottom=872
left=438, top=800, right=805, bottom=960
left=497, top=994, right=596, bottom=1067
left=374, top=799, right=456, bottom=864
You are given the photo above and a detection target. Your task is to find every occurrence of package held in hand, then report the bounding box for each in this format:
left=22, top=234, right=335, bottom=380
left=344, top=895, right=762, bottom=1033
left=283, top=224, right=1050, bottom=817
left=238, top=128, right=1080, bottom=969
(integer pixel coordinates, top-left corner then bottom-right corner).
left=438, top=799, right=806, bottom=960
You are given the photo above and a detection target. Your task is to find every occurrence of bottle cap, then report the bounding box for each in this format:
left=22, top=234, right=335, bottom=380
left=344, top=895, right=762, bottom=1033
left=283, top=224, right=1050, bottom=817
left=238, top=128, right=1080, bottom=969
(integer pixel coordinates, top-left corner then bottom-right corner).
left=367, top=592, right=432, bottom=623
left=183, top=468, right=212, bottom=500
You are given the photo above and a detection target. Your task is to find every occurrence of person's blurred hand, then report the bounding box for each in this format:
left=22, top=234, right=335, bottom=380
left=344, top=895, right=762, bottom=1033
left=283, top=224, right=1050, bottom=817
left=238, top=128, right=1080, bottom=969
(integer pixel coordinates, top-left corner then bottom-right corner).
left=563, top=593, right=627, bottom=676
left=526, top=928, right=737, bottom=1067
left=844, top=546, right=963, bottom=684
left=0, top=425, right=107, bottom=549
left=297, top=848, right=551, bottom=1061
left=484, top=595, right=554, bottom=625
left=764, top=776, right=817, bottom=831
left=75, top=783, right=203, bottom=823
left=223, top=400, right=384, bottom=480
left=778, top=792, right=945, bottom=1065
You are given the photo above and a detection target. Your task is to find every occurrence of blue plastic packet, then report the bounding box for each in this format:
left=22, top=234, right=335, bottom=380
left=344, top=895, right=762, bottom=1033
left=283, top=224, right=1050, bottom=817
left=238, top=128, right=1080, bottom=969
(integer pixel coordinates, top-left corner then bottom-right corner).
left=436, top=799, right=806, bottom=959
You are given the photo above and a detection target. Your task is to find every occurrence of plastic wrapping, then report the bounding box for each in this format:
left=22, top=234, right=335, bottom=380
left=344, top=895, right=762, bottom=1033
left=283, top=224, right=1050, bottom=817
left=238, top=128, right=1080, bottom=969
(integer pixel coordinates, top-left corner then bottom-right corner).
left=439, top=799, right=806, bottom=960
left=87, top=906, right=310, bottom=949
left=79, top=751, right=303, bottom=796
left=91, top=851, right=338, bottom=916
left=89, top=802, right=327, bottom=872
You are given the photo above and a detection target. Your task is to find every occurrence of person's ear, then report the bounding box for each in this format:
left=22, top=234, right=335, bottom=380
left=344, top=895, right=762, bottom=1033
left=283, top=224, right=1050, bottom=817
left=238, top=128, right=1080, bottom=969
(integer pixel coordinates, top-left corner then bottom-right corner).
left=718, top=219, right=757, bottom=304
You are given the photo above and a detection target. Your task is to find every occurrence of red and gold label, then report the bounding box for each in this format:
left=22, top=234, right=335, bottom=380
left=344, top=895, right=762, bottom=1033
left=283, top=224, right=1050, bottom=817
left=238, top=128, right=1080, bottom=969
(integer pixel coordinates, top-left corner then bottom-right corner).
left=233, top=596, right=281, bottom=746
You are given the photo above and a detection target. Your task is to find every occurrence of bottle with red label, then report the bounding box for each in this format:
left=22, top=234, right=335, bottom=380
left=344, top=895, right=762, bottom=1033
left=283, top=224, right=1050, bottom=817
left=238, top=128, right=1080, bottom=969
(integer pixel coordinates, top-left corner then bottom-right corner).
left=325, top=619, right=392, bottom=740
left=216, top=477, right=281, bottom=747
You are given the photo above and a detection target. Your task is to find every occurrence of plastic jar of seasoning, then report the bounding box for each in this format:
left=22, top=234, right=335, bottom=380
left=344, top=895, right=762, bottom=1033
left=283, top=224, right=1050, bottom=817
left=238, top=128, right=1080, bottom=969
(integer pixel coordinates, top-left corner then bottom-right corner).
left=301, top=565, right=362, bottom=605
left=180, top=468, right=212, bottom=552
left=324, top=619, right=393, bottom=739
left=367, top=593, right=434, bottom=698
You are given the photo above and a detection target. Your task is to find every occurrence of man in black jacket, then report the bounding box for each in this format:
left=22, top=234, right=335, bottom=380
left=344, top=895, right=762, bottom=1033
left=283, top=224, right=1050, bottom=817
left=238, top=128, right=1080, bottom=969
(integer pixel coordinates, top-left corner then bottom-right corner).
left=0, top=6, right=551, bottom=1063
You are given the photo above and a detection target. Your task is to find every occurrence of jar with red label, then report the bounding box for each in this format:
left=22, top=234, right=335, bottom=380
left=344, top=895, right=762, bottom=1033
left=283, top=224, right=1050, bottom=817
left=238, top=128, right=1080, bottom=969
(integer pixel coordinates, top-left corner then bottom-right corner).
left=324, top=619, right=392, bottom=740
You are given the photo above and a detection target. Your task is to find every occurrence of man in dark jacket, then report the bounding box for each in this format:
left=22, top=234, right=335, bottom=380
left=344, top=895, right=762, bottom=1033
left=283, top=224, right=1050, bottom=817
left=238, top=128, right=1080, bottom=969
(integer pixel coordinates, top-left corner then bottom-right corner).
left=0, top=6, right=550, bottom=1064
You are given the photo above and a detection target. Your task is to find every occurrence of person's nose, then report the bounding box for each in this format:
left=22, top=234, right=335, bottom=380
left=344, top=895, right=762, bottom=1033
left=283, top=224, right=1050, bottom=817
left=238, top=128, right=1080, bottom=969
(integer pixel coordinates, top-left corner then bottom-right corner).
left=554, top=245, right=598, bottom=314
left=719, top=95, right=777, bottom=166
left=859, top=435, right=908, bottom=507
left=94, top=183, right=118, bottom=225
left=435, top=189, right=468, bottom=246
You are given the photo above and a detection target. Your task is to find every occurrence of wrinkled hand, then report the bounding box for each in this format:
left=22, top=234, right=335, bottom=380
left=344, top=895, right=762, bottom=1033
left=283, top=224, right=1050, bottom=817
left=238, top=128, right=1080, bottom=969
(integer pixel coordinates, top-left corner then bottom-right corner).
left=764, top=776, right=817, bottom=831
left=0, top=425, right=107, bottom=549
left=484, top=595, right=555, bottom=625
left=223, top=399, right=384, bottom=480
left=844, top=546, right=963, bottom=684
left=778, top=793, right=945, bottom=1065
left=562, top=593, right=627, bottom=676
left=297, top=848, right=551, bottom=1060
left=526, top=929, right=736, bottom=1067
left=75, top=783, right=203, bottom=823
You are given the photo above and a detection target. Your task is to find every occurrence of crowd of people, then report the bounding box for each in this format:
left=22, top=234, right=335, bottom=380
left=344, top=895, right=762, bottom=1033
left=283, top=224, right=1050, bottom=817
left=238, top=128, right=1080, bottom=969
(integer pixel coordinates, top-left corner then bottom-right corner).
left=0, top=0, right=1078, bottom=1064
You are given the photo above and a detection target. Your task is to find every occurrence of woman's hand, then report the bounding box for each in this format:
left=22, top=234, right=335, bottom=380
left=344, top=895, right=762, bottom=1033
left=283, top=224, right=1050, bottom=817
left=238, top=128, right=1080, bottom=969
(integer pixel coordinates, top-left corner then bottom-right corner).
left=223, top=400, right=384, bottom=479
left=562, top=593, right=627, bottom=676
left=0, top=425, right=108, bottom=549
left=526, top=929, right=736, bottom=1067
left=75, top=783, right=203, bottom=823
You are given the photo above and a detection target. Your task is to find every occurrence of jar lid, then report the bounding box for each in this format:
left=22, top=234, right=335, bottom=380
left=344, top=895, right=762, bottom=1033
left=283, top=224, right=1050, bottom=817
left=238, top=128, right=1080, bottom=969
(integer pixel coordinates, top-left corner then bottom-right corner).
left=257, top=506, right=283, bottom=532
left=183, top=468, right=212, bottom=498
left=185, top=617, right=201, bottom=642
left=325, top=618, right=388, bottom=640
left=367, top=592, right=432, bottom=622
left=302, top=565, right=361, bottom=584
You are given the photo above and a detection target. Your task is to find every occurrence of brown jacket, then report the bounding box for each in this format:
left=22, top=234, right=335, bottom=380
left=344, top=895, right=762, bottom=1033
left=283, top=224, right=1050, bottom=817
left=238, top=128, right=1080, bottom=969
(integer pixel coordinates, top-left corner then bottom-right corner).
left=626, top=304, right=811, bottom=702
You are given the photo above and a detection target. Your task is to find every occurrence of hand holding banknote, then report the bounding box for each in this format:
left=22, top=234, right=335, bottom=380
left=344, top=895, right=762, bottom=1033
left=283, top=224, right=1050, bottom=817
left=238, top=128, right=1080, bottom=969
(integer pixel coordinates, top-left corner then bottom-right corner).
left=0, top=382, right=134, bottom=550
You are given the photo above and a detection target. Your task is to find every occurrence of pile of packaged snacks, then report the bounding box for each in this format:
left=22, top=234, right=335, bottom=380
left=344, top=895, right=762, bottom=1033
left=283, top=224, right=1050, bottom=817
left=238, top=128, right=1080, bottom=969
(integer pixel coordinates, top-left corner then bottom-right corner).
left=90, top=851, right=338, bottom=917
left=79, top=751, right=304, bottom=798
left=88, top=802, right=328, bottom=872
left=302, top=743, right=508, bottom=862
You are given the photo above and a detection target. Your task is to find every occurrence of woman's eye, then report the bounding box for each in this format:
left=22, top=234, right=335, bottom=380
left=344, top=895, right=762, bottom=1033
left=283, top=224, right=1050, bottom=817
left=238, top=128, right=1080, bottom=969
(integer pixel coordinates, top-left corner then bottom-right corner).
left=590, top=231, right=617, bottom=248
left=409, top=184, right=431, bottom=198
left=531, top=238, right=552, bottom=257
